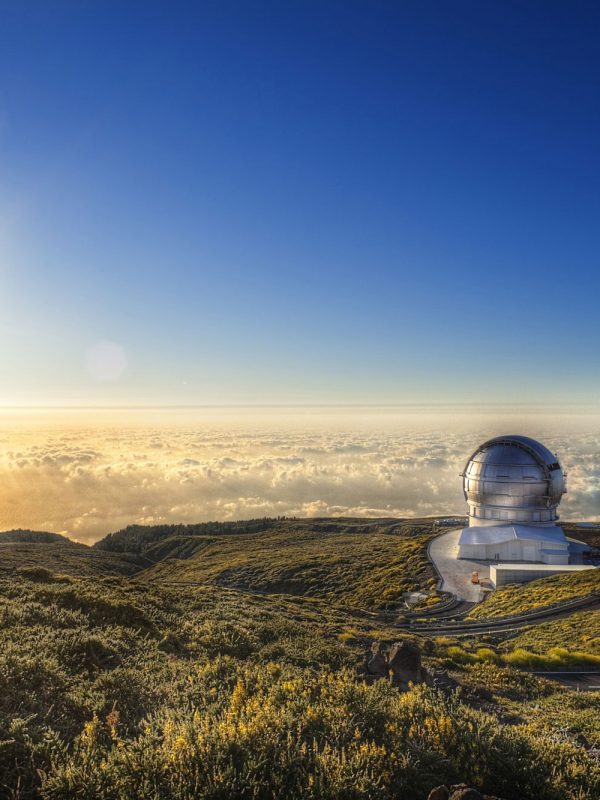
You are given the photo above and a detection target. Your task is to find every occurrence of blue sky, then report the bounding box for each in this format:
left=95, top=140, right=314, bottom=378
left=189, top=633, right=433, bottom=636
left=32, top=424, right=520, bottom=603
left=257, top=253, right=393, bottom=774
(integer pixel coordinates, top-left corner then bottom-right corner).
left=1, top=1, right=599, bottom=406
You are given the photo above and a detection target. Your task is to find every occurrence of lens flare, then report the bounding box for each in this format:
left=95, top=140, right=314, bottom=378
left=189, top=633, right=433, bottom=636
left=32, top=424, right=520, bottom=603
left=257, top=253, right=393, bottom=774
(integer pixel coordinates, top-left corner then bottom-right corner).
left=85, top=340, right=128, bottom=382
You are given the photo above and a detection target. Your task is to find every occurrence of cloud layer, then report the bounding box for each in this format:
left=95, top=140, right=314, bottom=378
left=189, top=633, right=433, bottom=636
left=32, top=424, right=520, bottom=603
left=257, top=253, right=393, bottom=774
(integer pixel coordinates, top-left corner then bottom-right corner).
left=1, top=409, right=599, bottom=543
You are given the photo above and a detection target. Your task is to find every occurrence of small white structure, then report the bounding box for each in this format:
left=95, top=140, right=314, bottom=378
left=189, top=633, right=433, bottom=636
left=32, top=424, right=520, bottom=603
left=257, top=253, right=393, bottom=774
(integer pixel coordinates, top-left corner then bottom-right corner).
left=490, top=563, right=595, bottom=587
left=458, top=524, right=570, bottom=565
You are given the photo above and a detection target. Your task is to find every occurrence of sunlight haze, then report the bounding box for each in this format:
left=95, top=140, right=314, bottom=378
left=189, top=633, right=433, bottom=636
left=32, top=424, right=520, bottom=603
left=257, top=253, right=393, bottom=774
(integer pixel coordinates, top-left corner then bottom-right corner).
left=1, top=406, right=598, bottom=542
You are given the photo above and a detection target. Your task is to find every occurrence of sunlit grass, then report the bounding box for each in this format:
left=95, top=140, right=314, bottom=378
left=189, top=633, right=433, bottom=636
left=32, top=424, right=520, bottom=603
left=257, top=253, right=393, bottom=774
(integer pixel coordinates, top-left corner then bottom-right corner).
left=468, top=569, right=600, bottom=619
left=0, top=521, right=599, bottom=798
left=124, top=519, right=435, bottom=610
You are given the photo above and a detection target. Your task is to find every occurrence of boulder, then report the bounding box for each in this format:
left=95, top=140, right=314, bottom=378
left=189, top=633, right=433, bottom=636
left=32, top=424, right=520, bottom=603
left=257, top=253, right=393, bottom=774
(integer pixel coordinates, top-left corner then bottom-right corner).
left=425, top=783, right=502, bottom=800
left=387, top=640, right=422, bottom=685
left=367, top=641, right=389, bottom=676
left=366, top=639, right=429, bottom=687
left=427, top=669, right=459, bottom=691
left=427, top=786, right=450, bottom=800
left=449, top=785, right=483, bottom=800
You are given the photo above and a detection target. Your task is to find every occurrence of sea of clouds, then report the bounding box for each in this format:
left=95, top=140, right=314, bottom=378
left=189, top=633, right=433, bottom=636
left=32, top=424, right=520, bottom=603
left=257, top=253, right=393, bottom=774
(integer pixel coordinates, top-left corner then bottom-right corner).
left=1, top=408, right=599, bottom=543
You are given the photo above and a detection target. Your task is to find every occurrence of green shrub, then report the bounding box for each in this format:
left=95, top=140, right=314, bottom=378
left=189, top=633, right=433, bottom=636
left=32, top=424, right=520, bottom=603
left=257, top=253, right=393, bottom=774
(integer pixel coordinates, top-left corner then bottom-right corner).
left=16, top=566, right=68, bottom=583
left=505, top=647, right=600, bottom=671
left=475, top=647, right=500, bottom=664
left=40, top=676, right=600, bottom=800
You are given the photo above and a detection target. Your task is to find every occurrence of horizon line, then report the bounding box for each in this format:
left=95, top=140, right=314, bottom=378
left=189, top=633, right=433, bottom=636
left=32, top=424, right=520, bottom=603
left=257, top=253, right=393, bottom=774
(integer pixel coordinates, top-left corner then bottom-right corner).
left=0, top=402, right=599, bottom=411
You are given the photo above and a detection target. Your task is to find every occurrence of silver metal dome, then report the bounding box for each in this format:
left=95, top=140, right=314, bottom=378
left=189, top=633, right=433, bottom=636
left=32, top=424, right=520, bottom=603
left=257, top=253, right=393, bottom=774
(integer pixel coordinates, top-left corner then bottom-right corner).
left=461, top=435, right=566, bottom=527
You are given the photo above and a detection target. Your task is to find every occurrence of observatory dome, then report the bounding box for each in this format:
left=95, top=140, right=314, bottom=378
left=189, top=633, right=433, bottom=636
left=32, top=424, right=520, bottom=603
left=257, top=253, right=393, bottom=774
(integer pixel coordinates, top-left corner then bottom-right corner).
left=462, top=435, right=566, bottom=527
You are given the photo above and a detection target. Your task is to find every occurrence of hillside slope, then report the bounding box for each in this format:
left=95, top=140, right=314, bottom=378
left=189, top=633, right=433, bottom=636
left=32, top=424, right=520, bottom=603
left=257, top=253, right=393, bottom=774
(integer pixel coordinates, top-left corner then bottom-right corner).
left=0, top=520, right=436, bottom=607
left=0, top=529, right=71, bottom=544
left=1, top=519, right=600, bottom=798
left=0, top=530, right=147, bottom=578
left=468, top=568, right=600, bottom=619
left=121, top=519, right=436, bottom=609
left=94, top=518, right=283, bottom=555
left=0, top=566, right=599, bottom=800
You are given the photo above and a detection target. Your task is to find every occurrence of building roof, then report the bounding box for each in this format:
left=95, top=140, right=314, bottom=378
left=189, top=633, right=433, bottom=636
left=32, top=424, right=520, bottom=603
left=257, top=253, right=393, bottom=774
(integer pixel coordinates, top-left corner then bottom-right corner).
left=490, top=564, right=596, bottom=573
left=459, top=524, right=568, bottom=547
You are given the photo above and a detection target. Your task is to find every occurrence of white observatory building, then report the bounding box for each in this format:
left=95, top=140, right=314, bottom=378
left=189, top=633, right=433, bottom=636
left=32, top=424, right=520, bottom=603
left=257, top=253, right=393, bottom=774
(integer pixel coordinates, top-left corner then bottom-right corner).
left=458, top=435, right=570, bottom=566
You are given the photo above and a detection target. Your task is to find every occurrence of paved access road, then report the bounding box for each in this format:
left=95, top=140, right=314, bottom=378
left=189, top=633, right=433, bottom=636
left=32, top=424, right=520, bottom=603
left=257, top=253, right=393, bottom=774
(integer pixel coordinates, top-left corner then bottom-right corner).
left=428, top=529, right=490, bottom=602
left=535, top=671, right=600, bottom=692
left=398, top=592, right=600, bottom=636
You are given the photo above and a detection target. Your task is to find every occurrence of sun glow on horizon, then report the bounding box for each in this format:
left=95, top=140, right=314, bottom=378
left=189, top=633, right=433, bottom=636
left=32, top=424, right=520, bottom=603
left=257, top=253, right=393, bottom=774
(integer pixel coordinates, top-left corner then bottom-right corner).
left=0, top=407, right=598, bottom=543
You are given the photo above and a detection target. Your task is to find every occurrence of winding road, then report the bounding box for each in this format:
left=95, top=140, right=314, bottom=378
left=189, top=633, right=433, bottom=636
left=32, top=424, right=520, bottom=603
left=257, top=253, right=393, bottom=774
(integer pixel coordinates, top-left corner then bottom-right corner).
left=397, top=592, right=600, bottom=636
left=399, top=540, right=600, bottom=690
left=157, top=528, right=600, bottom=669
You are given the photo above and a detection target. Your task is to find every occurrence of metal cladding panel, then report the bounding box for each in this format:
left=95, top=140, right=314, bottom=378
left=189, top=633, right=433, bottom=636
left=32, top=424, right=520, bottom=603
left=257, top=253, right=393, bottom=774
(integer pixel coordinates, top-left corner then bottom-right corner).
left=459, top=525, right=567, bottom=546
left=462, top=434, right=566, bottom=526
left=458, top=543, right=486, bottom=560
left=459, top=526, right=513, bottom=545
left=512, top=525, right=567, bottom=543
left=495, top=435, right=559, bottom=465
left=472, top=444, right=542, bottom=467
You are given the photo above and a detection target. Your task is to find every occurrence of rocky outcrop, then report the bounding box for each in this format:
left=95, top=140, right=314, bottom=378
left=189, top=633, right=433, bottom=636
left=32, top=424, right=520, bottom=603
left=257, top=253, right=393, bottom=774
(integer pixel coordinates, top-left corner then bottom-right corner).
left=449, top=788, right=485, bottom=800
left=367, top=639, right=427, bottom=688
left=427, top=787, right=451, bottom=800
left=367, top=641, right=389, bottom=675
left=426, top=784, right=503, bottom=800
left=387, top=640, right=423, bottom=684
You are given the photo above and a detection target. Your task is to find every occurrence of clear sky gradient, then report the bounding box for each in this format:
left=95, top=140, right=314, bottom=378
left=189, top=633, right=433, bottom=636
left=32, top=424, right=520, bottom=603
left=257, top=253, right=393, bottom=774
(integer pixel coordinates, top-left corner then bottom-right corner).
left=1, top=1, right=599, bottom=406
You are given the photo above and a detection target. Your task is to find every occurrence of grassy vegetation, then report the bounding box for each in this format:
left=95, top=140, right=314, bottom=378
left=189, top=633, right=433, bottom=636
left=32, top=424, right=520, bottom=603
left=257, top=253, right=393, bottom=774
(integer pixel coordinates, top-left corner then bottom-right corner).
left=0, top=520, right=599, bottom=799
left=509, top=610, right=600, bottom=655
left=132, top=519, right=436, bottom=610
left=0, top=530, right=70, bottom=544
left=1, top=567, right=599, bottom=800
left=562, top=522, right=600, bottom=551
left=434, top=640, right=600, bottom=671
left=468, top=568, right=600, bottom=619
left=94, top=519, right=285, bottom=556
left=504, top=647, right=600, bottom=670
left=0, top=535, right=145, bottom=578
left=517, top=690, right=600, bottom=751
